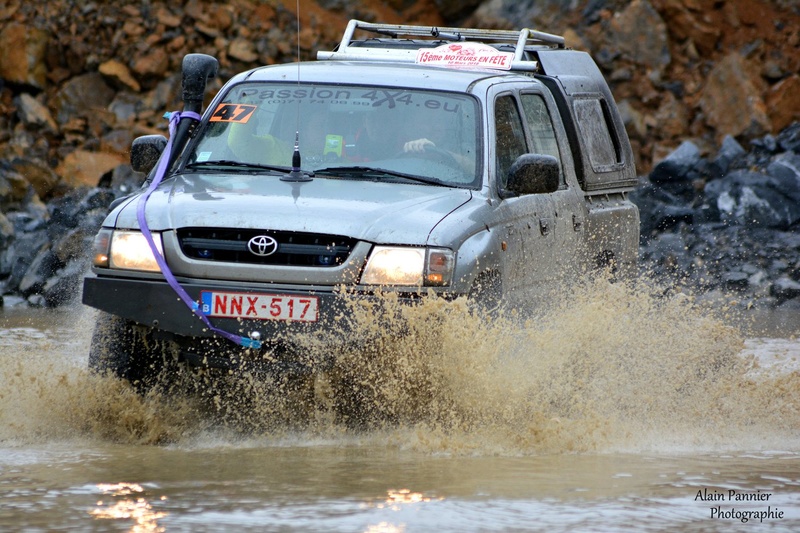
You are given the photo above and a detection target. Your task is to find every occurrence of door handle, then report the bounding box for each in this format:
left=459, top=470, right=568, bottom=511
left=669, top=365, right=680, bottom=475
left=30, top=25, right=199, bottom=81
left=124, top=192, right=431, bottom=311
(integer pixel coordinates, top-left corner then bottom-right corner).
left=539, top=218, right=551, bottom=236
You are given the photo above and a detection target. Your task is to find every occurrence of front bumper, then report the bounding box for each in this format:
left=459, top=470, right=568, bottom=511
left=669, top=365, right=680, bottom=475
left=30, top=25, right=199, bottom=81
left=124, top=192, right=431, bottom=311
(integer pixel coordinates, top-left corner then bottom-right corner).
left=82, top=274, right=365, bottom=341
left=82, top=273, right=463, bottom=346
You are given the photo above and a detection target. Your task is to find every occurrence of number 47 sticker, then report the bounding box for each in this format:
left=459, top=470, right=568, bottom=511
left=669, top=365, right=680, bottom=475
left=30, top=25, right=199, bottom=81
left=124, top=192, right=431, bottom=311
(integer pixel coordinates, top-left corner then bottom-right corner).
left=209, top=103, right=257, bottom=123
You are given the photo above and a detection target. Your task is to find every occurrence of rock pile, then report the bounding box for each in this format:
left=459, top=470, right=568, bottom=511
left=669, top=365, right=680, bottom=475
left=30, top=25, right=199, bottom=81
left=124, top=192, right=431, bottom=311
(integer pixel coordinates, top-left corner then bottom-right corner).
left=632, top=123, right=800, bottom=309
left=1, top=0, right=799, bottom=309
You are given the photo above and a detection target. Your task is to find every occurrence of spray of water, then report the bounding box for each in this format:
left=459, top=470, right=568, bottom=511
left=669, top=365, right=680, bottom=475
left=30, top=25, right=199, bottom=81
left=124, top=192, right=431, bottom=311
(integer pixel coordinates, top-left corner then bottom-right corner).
left=1, top=275, right=798, bottom=453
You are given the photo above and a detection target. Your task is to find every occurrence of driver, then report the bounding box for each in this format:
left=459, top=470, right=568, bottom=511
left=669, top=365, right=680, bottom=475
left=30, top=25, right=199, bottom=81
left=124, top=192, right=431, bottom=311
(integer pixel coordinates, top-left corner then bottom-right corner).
left=402, top=116, right=475, bottom=176
left=403, top=120, right=451, bottom=153
left=353, top=107, right=467, bottom=167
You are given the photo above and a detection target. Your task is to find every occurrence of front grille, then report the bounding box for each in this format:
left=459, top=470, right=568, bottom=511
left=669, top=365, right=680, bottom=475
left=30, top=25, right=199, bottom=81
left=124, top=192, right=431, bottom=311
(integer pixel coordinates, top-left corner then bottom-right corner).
left=177, top=228, right=357, bottom=267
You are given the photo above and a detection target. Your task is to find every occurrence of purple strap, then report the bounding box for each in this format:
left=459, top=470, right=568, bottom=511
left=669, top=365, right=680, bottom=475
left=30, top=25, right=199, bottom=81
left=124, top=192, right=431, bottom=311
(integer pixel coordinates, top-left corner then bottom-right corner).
left=136, top=111, right=261, bottom=349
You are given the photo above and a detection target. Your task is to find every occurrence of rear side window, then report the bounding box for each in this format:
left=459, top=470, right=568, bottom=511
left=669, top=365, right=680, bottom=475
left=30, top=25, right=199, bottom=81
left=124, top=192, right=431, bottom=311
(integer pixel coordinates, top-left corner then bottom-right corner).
left=573, top=98, right=621, bottom=171
left=520, top=93, right=562, bottom=178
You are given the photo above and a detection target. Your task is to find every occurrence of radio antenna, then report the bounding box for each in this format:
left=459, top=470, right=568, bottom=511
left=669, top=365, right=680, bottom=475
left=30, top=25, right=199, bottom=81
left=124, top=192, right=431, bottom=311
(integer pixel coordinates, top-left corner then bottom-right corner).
left=283, top=0, right=312, bottom=181
left=294, top=0, right=301, bottom=160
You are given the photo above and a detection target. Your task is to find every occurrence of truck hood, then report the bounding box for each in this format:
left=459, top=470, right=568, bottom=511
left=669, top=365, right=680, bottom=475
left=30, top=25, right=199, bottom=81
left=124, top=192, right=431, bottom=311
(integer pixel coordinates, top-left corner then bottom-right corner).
left=113, top=172, right=473, bottom=244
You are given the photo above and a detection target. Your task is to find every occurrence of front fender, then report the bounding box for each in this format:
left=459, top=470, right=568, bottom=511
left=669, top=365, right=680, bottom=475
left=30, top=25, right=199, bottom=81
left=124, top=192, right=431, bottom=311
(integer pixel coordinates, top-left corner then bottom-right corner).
left=451, top=227, right=504, bottom=293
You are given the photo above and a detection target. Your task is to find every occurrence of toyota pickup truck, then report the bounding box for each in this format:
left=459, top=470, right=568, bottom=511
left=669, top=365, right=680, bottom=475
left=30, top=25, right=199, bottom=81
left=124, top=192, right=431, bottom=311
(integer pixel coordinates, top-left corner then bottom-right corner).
left=82, top=20, right=640, bottom=390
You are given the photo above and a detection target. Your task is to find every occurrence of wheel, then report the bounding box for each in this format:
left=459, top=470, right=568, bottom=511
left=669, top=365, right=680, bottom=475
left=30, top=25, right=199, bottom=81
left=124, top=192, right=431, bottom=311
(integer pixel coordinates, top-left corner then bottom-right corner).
left=467, top=271, right=503, bottom=317
left=88, top=312, right=172, bottom=393
left=593, top=250, right=619, bottom=282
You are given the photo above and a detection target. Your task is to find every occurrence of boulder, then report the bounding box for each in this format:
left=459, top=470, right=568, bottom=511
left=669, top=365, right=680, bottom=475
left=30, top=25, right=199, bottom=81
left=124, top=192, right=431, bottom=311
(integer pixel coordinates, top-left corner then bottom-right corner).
left=777, top=123, right=800, bottom=153
left=605, top=0, right=670, bottom=73
left=765, top=153, right=800, bottom=205
left=5, top=230, right=50, bottom=293
left=708, top=135, right=745, bottom=179
left=0, top=23, right=49, bottom=89
left=10, top=158, right=60, bottom=199
left=649, top=140, right=701, bottom=184
left=432, top=0, right=483, bottom=19
left=0, top=212, right=13, bottom=251
left=771, top=276, right=800, bottom=303
left=50, top=73, right=116, bottom=126
left=766, top=75, right=800, bottom=132
left=709, top=169, right=800, bottom=229
left=652, top=0, right=721, bottom=55
left=14, top=93, right=58, bottom=131
left=42, top=258, right=87, bottom=307
left=228, top=39, right=259, bottom=63
left=99, top=60, right=142, bottom=92
left=699, top=53, right=771, bottom=141
left=132, top=48, right=170, bottom=79
left=56, top=150, right=127, bottom=188
left=18, top=244, right=61, bottom=297
left=0, top=165, right=34, bottom=208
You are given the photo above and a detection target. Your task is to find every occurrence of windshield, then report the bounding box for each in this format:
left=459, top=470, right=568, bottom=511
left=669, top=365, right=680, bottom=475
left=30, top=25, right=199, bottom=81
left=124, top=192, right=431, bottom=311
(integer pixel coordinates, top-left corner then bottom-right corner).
left=186, top=82, right=481, bottom=187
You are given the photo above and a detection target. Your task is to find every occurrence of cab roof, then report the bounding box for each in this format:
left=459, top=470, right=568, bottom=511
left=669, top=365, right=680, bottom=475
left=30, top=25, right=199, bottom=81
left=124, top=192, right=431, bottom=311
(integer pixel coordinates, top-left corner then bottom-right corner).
left=237, top=60, right=531, bottom=93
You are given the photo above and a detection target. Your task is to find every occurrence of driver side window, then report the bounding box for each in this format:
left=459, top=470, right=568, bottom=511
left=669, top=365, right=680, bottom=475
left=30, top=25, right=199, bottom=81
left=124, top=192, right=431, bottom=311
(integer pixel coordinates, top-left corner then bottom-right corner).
left=494, top=95, right=527, bottom=189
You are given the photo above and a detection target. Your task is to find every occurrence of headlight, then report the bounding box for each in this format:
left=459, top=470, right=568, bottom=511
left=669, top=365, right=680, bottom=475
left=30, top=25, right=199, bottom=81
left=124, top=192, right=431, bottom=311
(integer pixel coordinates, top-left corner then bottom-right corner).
left=361, top=246, right=454, bottom=287
left=103, top=230, right=164, bottom=272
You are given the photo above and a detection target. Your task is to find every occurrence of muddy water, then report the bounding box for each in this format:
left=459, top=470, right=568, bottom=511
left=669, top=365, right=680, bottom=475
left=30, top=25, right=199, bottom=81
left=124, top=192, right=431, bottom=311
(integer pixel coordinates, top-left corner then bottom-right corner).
left=1, top=279, right=800, bottom=532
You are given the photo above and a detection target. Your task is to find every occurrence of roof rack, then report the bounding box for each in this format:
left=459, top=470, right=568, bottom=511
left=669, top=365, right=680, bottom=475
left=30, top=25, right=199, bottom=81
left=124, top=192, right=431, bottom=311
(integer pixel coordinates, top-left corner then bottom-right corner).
left=317, top=19, right=565, bottom=72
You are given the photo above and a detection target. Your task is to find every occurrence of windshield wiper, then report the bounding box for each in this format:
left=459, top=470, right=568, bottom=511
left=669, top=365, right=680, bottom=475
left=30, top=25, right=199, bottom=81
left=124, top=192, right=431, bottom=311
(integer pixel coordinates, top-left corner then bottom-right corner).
left=184, top=160, right=292, bottom=174
left=314, top=166, right=445, bottom=186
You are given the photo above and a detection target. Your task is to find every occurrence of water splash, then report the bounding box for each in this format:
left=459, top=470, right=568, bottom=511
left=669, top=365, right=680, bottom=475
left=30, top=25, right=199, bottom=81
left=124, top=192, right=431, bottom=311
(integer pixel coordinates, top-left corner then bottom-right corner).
left=1, top=276, right=798, bottom=453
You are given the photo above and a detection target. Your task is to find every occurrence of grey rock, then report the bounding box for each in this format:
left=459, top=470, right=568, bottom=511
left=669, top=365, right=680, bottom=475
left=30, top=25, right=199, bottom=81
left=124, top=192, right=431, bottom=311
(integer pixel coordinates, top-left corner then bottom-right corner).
left=771, top=276, right=800, bottom=301
left=708, top=135, right=745, bottom=179
left=650, top=140, right=701, bottom=184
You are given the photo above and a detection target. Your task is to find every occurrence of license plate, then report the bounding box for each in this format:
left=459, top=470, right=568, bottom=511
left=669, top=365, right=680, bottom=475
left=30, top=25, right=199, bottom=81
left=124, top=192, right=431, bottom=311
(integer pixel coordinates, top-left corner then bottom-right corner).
left=200, top=291, right=319, bottom=322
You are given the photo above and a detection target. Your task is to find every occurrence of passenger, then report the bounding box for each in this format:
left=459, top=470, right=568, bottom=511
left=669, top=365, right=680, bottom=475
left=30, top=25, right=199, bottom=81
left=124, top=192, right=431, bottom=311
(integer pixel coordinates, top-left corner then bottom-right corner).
left=228, top=108, right=343, bottom=167
left=297, top=111, right=344, bottom=162
left=226, top=113, right=291, bottom=166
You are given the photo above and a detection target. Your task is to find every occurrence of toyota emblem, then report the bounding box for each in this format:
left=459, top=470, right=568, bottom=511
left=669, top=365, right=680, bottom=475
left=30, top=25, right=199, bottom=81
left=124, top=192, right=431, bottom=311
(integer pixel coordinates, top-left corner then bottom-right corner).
left=247, top=235, right=278, bottom=256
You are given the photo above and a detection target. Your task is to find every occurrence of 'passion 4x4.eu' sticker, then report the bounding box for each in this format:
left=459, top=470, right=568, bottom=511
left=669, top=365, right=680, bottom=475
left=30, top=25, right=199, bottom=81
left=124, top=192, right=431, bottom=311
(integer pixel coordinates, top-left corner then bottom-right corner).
left=416, top=42, right=514, bottom=70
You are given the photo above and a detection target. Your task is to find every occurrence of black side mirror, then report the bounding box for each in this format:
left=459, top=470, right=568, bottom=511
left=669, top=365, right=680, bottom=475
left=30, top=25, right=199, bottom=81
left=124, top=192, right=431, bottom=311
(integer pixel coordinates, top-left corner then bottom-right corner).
left=130, top=135, right=168, bottom=175
left=502, top=154, right=560, bottom=197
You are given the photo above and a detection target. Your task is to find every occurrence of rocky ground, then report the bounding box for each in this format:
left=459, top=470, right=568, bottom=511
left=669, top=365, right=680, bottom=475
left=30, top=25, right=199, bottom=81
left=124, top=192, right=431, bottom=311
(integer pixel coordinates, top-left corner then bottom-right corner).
left=632, top=123, right=800, bottom=310
left=0, top=0, right=799, bottom=309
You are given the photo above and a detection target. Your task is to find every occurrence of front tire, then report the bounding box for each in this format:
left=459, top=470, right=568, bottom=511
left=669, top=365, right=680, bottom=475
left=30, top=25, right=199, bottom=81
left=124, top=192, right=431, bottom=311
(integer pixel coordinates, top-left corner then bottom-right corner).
left=467, top=271, right=503, bottom=316
left=88, top=312, right=170, bottom=393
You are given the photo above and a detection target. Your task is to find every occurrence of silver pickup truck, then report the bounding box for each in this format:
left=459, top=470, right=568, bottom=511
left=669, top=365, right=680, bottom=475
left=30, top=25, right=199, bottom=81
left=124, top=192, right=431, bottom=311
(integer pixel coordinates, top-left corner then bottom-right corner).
left=82, top=20, right=639, bottom=390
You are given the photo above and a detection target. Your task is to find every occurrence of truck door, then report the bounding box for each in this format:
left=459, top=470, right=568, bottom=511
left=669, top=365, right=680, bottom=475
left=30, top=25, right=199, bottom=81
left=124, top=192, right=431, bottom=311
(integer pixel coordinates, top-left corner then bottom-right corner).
left=493, top=93, right=558, bottom=301
left=519, top=92, right=585, bottom=277
left=492, top=91, right=584, bottom=304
